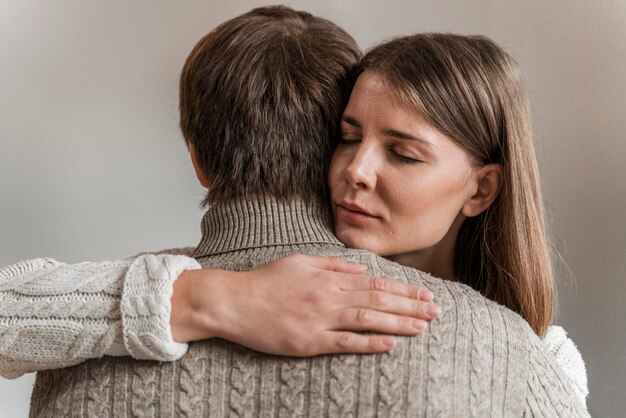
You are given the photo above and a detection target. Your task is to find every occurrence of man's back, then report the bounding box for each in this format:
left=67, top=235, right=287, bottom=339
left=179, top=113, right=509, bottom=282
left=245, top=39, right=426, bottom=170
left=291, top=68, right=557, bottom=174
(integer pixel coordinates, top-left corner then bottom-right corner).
left=29, top=199, right=586, bottom=417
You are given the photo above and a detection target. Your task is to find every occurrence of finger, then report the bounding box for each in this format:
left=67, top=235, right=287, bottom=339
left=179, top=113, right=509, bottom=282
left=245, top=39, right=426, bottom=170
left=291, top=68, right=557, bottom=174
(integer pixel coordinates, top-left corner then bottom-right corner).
left=340, top=275, right=434, bottom=302
left=335, top=308, right=428, bottom=335
left=343, top=291, right=440, bottom=320
left=317, top=331, right=398, bottom=354
left=418, top=288, right=434, bottom=302
left=308, top=256, right=368, bottom=274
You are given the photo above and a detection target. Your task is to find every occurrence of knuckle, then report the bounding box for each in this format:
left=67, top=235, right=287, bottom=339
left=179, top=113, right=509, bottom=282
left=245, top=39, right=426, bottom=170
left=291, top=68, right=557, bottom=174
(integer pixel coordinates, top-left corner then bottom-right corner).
left=304, top=289, right=325, bottom=305
left=312, top=268, right=326, bottom=280
left=371, top=277, right=386, bottom=291
left=405, top=317, right=416, bottom=328
left=406, top=317, right=423, bottom=331
left=285, top=334, right=310, bottom=356
left=413, top=301, right=425, bottom=315
left=336, top=333, right=352, bottom=349
left=370, top=337, right=384, bottom=351
left=292, top=345, right=309, bottom=357
left=356, top=308, right=371, bottom=324
left=312, top=269, right=327, bottom=283
left=371, top=291, right=387, bottom=307
left=324, top=257, right=340, bottom=269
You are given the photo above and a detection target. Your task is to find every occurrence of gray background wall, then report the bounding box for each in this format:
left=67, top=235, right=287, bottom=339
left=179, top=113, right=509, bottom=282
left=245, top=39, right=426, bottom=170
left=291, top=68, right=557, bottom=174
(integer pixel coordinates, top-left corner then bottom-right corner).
left=1, top=1, right=624, bottom=416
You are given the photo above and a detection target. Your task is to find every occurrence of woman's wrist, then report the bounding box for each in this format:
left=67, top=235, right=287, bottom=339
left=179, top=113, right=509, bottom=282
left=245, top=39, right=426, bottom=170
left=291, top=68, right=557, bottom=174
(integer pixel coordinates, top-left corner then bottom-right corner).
left=170, top=268, right=235, bottom=343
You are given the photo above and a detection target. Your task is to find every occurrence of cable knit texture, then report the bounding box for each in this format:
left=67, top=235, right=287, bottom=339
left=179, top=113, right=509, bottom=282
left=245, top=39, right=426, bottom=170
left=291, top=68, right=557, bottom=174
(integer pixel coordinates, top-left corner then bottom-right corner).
left=0, top=252, right=199, bottom=379
left=544, top=325, right=589, bottom=408
left=24, top=198, right=588, bottom=417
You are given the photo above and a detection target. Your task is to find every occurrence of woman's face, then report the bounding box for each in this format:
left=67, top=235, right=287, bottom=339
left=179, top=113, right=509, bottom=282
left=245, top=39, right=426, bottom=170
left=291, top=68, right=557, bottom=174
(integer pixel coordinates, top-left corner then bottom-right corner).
left=328, top=72, right=480, bottom=273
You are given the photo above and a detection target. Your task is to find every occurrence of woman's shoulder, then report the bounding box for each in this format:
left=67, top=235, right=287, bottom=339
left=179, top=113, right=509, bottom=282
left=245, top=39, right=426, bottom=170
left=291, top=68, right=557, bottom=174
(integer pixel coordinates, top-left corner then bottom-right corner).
left=544, top=325, right=589, bottom=408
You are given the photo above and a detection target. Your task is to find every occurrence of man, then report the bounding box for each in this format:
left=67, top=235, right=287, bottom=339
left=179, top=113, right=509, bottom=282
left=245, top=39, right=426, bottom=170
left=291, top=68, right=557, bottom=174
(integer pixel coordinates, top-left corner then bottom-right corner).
left=28, top=6, right=586, bottom=417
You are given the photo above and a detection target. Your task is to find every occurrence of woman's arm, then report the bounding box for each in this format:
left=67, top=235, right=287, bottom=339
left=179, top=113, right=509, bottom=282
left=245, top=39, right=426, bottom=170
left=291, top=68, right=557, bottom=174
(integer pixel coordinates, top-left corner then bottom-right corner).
left=0, top=253, right=197, bottom=379
left=1, top=252, right=438, bottom=378
left=525, top=326, right=590, bottom=417
left=544, top=325, right=589, bottom=409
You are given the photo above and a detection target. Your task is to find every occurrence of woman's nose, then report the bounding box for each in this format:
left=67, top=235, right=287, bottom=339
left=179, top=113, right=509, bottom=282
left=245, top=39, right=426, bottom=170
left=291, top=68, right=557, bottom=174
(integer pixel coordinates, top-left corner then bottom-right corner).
left=344, top=146, right=376, bottom=190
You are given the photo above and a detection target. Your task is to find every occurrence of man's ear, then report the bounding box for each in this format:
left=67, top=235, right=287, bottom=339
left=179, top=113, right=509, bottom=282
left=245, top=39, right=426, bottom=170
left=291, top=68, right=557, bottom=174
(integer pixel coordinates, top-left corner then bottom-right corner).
left=189, top=143, right=210, bottom=189
left=461, top=164, right=502, bottom=217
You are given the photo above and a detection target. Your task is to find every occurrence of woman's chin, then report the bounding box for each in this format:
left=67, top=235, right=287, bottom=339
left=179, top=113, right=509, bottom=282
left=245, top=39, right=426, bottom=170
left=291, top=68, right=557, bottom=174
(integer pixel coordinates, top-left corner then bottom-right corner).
left=335, top=228, right=380, bottom=253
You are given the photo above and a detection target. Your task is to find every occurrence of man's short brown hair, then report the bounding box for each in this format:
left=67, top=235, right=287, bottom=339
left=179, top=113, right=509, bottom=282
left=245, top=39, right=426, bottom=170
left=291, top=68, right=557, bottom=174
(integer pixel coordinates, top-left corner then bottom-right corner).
left=179, top=6, right=360, bottom=205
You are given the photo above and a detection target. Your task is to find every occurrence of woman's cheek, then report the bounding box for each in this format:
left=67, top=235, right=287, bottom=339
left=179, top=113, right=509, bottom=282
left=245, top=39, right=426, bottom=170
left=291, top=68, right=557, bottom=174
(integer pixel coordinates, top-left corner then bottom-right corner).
left=328, top=152, right=347, bottom=186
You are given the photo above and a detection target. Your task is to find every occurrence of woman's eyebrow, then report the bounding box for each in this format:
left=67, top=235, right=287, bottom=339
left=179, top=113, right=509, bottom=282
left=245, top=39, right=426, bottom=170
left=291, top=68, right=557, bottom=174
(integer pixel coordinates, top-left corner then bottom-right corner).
left=383, top=128, right=433, bottom=148
left=341, top=114, right=361, bottom=128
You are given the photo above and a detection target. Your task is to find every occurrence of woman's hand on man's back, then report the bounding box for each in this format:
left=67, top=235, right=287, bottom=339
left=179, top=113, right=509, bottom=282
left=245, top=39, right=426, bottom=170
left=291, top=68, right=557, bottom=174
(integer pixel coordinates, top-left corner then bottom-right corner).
left=170, top=254, right=440, bottom=356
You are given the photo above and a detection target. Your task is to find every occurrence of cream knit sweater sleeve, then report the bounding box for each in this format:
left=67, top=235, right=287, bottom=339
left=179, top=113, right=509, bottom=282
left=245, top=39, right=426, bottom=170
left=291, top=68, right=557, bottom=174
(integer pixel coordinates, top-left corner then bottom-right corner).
left=526, top=324, right=591, bottom=417
left=0, top=249, right=200, bottom=379
left=544, top=325, right=589, bottom=409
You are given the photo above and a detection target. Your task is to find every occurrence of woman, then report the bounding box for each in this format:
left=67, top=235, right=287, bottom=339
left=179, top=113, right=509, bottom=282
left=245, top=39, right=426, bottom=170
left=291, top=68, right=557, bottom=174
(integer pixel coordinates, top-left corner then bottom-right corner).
left=332, top=34, right=552, bottom=336
left=328, top=35, right=587, bottom=406
left=0, top=33, right=587, bottom=406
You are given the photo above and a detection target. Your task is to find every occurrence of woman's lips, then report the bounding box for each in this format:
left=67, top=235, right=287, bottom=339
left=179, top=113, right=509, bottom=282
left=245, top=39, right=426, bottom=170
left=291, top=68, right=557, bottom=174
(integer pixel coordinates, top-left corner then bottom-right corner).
left=336, top=203, right=379, bottom=223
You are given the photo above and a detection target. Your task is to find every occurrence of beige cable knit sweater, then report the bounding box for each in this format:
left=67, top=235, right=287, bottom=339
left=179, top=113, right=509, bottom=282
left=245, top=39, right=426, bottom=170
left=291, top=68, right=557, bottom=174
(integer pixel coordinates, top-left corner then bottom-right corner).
left=3, top=199, right=589, bottom=416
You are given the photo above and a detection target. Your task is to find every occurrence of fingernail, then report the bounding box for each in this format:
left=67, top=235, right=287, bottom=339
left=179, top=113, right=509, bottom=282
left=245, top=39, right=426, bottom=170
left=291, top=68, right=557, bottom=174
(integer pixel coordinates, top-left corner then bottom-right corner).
left=426, top=304, right=441, bottom=317
left=412, top=319, right=426, bottom=330
left=383, top=336, right=396, bottom=347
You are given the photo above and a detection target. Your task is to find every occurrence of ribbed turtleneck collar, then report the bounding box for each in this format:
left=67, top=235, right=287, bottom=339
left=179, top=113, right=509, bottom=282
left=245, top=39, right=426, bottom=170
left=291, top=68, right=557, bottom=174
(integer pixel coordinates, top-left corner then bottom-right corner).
left=193, top=197, right=344, bottom=257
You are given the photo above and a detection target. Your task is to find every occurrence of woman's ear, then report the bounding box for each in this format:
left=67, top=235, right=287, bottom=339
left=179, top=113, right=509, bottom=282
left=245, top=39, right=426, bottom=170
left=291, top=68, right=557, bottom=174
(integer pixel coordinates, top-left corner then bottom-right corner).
left=189, top=143, right=210, bottom=189
left=462, top=164, right=502, bottom=217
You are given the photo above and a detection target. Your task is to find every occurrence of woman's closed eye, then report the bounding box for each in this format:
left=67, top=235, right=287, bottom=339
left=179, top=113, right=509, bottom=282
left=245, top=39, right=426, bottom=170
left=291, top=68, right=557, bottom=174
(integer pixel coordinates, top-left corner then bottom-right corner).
left=389, top=147, right=422, bottom=164
left=339, top=134, right=361, bottom=144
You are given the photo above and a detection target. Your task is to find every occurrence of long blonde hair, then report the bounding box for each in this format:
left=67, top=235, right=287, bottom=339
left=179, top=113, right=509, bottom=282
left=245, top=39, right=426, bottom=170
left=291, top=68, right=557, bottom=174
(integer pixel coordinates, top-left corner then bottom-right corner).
left=359, top=34, right=554, bottom=336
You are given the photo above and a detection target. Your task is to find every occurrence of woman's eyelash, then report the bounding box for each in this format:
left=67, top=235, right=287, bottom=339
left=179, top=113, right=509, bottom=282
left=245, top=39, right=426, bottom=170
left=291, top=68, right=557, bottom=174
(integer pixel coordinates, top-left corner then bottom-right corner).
left=339, top=137, right=360, bottom=143
left=337, top=137, right=420, bottom=164
left=390, top=149, right=420, bottom=164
